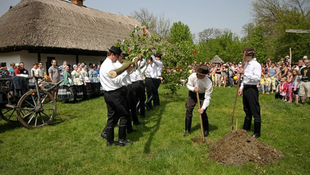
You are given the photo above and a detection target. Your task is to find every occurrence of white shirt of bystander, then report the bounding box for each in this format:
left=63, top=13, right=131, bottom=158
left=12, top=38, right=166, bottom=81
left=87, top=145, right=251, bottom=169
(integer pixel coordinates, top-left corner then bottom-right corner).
left=240, top=58, right=262, bottom=90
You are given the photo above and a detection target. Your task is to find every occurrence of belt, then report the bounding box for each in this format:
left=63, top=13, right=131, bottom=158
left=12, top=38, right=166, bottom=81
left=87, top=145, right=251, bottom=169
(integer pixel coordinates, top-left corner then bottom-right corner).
left=244, top=85, right=257, bottom=88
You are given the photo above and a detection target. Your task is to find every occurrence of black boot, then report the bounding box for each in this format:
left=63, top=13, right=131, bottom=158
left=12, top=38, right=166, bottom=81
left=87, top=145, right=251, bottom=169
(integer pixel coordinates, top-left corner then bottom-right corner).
left=253, top=122, right=261, bottom=138
left=106, top=127, right=114, bottom=146
left=183, top=117, right=192, bottom=137
left=101, top=127, right=107, bottom=139
left=203, top=119, right=209, bottom=137
left=243, top=118, right=252, bottom=132
left=118, top=126, right=133, bottom=146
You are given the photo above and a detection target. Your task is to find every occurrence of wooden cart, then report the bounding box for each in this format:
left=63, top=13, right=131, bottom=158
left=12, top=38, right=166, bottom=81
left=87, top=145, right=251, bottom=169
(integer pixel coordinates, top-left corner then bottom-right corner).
left=0, top=76, right=62, bottom=129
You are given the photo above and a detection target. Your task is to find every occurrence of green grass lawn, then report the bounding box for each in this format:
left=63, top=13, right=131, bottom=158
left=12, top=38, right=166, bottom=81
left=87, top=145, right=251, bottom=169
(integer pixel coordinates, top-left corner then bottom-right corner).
left=1, top=86, right=309, bottom=175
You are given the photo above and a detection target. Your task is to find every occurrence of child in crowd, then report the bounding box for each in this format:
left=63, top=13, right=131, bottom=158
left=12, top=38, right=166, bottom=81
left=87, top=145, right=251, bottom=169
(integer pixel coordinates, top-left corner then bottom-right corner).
left=260, top=74, right=265, bottom=94
left=292, top=69, right=300, bottom=104
left=265, top=73, right=271, bottom=94
left=286, top=71, right=294, bottom=103
left=280, top=77, right=288, bottom=102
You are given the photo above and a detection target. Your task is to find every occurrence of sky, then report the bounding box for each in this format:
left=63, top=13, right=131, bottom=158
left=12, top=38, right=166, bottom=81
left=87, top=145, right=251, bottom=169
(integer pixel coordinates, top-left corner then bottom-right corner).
left=0, top=0, right=255, bottom=38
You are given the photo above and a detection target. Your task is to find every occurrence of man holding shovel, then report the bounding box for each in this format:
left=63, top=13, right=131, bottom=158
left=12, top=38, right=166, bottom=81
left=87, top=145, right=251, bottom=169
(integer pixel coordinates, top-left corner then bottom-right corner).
left=184, top=65, right=213, bottom=137
left=238, top=47, right=262, bottom=138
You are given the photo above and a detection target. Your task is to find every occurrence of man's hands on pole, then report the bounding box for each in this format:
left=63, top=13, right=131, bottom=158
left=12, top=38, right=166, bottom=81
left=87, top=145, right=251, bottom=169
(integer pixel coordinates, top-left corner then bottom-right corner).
left=237, top=68, right=244, bottom=96
left=194, top=86, right=204, bottom=115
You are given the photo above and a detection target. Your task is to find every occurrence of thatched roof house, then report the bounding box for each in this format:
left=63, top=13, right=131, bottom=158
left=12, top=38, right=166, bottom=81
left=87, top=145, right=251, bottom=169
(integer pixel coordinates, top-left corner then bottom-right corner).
left=210, top=55, right=224, bottom=64
left=0, top=0, right=142, bottom=70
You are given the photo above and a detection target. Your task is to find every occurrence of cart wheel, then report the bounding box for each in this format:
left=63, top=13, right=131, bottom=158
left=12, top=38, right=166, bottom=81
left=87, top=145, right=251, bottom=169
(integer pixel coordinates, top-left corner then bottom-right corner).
left=0, top=106, right=19, bottom=123
left=16, top=89, right=56, bottom=129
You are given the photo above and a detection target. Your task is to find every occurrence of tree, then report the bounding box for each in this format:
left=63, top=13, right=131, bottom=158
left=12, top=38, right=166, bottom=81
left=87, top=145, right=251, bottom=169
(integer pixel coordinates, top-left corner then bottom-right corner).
left=250, top=0, right=310, bottom=62
left=168, top=21, right=193, bottom=44
left=118, top=27, right=195, bottom=94
left=131, top=8, right=171, bottom=38
left=194, top=29, right=246, bottom=63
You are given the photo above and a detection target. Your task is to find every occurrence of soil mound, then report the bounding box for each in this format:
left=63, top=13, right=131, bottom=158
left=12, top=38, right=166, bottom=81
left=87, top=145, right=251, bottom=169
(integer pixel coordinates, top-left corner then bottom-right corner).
left=208, top=130, right=283, bottom=166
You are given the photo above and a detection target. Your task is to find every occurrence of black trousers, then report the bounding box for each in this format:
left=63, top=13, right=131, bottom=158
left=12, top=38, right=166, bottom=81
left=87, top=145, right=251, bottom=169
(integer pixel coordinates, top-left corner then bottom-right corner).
left=145, top=77, right=155, bottom=107
left=243, top=86, right=261, bottom=127
left=126, top=85, right=140, bottom=124
left=185, top=91, right=209, bottom=132
left=132, top=81, right=146, bottom=116
left=152, top=78, right=161, bottom=106
left=103, top=87, right=129, bottom=138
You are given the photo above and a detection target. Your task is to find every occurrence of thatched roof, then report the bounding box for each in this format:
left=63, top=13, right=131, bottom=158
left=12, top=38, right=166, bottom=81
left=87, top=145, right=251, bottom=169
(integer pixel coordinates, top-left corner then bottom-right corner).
left=0, top=0, right=142, bottom=53
left=210, top=55, right=224, bottom=63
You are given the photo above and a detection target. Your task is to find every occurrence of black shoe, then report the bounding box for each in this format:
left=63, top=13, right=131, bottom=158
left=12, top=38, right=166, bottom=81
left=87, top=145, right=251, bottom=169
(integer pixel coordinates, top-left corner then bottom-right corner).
left=204, top=131, right=209, bottom=137
left=145, top=104, right=151, bottom=111
left=127, top=129, right=137, bottom=133
left=183, top=130, right=190, bottom=137
left=134, top=121, right=145, bottom=126
left=253, top=133, right=260, bottom=138
left=101, top=132, right=107, bottom=139
left=106, top=141, right=114, bottom=146
left=118, top=139, right=133, bottom=146
left=140, top=115, right=149, bottom=118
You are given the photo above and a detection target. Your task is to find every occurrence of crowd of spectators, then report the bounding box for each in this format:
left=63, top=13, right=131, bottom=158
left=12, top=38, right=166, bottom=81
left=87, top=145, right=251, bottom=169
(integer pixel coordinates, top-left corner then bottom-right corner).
left=0, top=60, right=102, bottom=103
left=187, top=55, right=309, bottom=104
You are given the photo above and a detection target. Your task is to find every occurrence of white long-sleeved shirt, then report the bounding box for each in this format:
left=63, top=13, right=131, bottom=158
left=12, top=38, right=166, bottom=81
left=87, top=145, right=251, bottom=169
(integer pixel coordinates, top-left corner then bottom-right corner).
left=240, top=58, right=262, bottom=90
left=99, top=58, right=128, bottom=91
left=130, top=59, right=146, bottom=82
left=114, top=61, right=132, bottom=86
left=151, top=55, right=163, bottom=78
left=187, top=73, right=213, bottom=110
left=145, top=63, right=155, bottom=78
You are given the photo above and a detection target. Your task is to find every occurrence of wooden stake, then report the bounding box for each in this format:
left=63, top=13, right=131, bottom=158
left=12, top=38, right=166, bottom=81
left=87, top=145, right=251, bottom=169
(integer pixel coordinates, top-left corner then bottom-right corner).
left=235, top=118, right=238, bottom=131
left=196, top=91, right=205, bottom=142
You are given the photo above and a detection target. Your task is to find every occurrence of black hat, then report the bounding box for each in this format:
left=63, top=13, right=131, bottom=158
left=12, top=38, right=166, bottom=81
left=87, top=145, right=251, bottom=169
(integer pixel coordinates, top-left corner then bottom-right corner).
left=155, top=53, right=162, bottom=59
left=242, top=47, right=255, bottom=56
left=108, top=46, right=122, bottom=55
left=196, top=65, right=209, bottom=75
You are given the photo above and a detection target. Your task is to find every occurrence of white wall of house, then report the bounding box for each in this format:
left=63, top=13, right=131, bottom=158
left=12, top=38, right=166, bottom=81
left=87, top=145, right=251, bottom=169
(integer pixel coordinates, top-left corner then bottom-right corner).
left=0, top=51, right=22, bottom=68
left=0, top=51, right=106, bottom=74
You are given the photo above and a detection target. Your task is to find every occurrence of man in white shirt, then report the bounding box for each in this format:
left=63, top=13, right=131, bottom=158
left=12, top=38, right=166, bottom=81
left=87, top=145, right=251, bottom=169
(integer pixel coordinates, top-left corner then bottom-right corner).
left=130, top=55, right=148, bottom=118
left=238, top=47, right=262, bottom=138
left=184, top=65, right=213, bottom=137
left=99, top=46, right=134, bottom=146
left=152, top=54, right=163, bottom=107
left=145, top=58, right=156, bottom=110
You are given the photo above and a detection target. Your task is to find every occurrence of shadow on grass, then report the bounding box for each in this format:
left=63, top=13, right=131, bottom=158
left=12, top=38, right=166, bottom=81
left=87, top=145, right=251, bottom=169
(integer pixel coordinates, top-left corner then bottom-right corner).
left=142, top=95, right=183, bottom=154
left=0, top=122, right=22, bottom=133
left=192, top=123, right=218, bottom=133
left=49, top=114, right=79, bottom=126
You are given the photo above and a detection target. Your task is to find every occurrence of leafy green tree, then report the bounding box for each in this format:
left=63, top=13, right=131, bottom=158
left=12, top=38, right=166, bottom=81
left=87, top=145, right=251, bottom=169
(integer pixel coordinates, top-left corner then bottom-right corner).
left=250, top=0, right=310, bottom=62
left=168, top=21, right=193, bottom=44
left=194, top=29, right=245, bottom=63
left=118, top=26, right=195, bottom=94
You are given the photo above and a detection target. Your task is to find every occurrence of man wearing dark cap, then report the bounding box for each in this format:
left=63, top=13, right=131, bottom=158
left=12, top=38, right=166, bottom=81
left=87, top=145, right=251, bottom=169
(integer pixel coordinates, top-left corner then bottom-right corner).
left=238, top=47, right=262, bottom=138
left=99, top=46, right=134, bottom=146
left=184, top=65, right=213, bottom=137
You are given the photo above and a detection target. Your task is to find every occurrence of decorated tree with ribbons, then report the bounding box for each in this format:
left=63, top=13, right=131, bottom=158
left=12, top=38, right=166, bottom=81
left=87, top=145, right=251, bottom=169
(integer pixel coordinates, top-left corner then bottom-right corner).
left=117, top=26, right=196, bottom=94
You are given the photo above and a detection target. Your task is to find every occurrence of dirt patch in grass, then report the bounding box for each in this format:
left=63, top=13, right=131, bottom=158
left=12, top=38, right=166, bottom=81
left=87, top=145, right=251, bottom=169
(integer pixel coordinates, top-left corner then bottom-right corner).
left=208, top=130, right=283, bottom=166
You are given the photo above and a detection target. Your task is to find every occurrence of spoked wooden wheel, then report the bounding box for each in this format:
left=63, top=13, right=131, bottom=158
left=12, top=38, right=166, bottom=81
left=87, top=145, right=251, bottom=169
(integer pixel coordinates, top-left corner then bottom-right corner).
left=0, top=105, right=19, bottom=123
left=16, top=89, right=56, bottom=129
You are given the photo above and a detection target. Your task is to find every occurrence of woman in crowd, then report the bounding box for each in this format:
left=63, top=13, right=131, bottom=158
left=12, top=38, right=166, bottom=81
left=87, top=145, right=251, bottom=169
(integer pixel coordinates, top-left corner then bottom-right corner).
left=214, top=64, right=222, bottom=87
left=71, top=64, right=83, bottom=101
left=292, top=69, right=300, bottom=104
left=58, top=65, right=73, bottom=102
